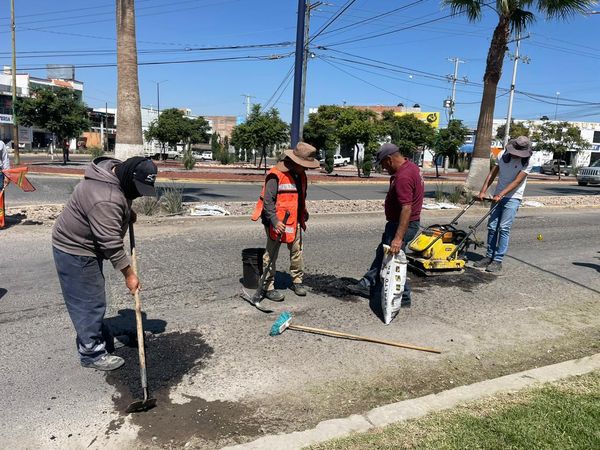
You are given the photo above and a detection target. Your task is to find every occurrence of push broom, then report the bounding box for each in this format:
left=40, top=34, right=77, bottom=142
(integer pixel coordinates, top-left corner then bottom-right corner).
left=270, top=312, right=441, bottom=354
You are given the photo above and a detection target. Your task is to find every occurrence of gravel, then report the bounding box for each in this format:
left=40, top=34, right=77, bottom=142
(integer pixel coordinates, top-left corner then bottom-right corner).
left=5, top=195, right=600, bottom=226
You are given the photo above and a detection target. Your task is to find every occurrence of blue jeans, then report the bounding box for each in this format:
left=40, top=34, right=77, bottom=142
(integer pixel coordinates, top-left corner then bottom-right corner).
left=362, top=221, right=420, bottom=301
left=53, top=247, right=109, bottom=364
left=486, top=197, right=521, bottom=262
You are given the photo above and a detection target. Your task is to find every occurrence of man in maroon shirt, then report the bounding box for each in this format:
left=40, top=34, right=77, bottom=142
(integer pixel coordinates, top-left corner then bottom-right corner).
left=347, top=143, right=424, bottom=306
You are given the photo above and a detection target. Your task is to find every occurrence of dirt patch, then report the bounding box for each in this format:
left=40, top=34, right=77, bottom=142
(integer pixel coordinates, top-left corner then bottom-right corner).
left=410, top=267, right=497, bottom=294
left=104, top=331, right=261, bottom=447
left=250, top=328, right=600, bottom=443
left=303, top=273, right=362, bottom=302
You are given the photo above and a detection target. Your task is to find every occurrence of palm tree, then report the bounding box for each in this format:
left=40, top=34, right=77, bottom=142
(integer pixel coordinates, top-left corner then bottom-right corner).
left=115, top=0, right=143, bottom=160
left=443, top=0, right=594, bottom=192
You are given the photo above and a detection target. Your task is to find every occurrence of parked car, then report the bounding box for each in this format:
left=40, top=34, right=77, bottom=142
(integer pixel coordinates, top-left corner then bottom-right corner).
left=145, top=148, right=180, bottom=160
left=540, top=159, right=571, bottom=176
left=576, top=159, right=600, bottom=186
left=192, top=150, right=213, bottom=161
left=320, top=154, right=351, bottom=167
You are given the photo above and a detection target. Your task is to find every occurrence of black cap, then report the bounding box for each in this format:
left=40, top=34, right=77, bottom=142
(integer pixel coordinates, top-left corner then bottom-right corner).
left=133, top=159, right=158, bottom=197
left=375, top=143, right=399, bottom=166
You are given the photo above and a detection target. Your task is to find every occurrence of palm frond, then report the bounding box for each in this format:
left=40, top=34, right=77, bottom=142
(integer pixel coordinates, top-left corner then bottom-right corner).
left=538, top=0, right=597, bottom=19
left=442, top=0, right=484, bottom=21
left=509, top=8, right=536, bottom=32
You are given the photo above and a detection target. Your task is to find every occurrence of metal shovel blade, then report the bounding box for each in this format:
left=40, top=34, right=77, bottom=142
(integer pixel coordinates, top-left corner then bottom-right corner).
left=240, top=289, right=273, bottom=313
left=126, top=397, right=157, bottom=414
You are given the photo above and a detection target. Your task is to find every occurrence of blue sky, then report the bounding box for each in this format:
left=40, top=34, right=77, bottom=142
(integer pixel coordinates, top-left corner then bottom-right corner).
left=1, top=0, right=599, bottom=127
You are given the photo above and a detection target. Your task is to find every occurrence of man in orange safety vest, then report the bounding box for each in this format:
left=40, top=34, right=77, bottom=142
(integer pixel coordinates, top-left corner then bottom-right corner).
left=251, top=142, right=320, bottom=302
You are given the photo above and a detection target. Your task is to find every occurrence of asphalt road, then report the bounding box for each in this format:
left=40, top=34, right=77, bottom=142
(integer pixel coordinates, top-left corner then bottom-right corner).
left=6, top=174, right=600, bottom=206
left=1, top=209, right=599, bottom=449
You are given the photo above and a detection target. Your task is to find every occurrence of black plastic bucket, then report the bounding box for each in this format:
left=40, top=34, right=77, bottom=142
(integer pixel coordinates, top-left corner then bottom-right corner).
left=242, top=248, right=265, bottom=289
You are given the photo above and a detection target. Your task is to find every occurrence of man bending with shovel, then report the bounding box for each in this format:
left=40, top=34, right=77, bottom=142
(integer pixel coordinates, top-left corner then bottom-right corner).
left=52, top=156, right=157, bottom=371
left=251, top=142, right=320, bottom=302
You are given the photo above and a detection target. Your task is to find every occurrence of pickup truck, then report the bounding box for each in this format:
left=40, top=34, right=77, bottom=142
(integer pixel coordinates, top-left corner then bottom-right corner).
left=320, top=154, right=351, bottom=167
left=540, top=159, right=571, bottom=176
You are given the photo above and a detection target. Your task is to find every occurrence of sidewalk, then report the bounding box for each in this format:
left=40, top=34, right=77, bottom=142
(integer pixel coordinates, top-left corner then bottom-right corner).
left=224, top=354, right=600, bottom=450
left=20, top=157, right=574, bottom=184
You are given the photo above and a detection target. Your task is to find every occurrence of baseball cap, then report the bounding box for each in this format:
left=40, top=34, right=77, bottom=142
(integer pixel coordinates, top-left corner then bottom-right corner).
left=375, top=143, right=399, bottom=166
left=133, top=158, right=158, bottom=197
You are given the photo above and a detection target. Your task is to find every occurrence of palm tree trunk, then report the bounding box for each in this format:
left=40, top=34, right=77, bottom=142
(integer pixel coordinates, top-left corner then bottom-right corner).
left=465, top=15, right=510, bottom=192
left=115, top=0, right=143, bottom=160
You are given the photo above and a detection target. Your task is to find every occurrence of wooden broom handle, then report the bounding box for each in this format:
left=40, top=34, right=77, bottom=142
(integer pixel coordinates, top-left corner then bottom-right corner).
left=288, top=324, right=441, bottom=354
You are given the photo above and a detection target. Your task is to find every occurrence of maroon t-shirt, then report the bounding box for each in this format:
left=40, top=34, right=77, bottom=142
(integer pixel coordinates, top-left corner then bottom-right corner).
left=384, top=160, right=424, bottom=222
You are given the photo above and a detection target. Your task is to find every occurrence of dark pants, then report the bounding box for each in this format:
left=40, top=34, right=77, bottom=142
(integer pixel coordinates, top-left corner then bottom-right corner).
left=362, top=220, right=420, bottom=301
left=53, top=247, right=108, bottom=364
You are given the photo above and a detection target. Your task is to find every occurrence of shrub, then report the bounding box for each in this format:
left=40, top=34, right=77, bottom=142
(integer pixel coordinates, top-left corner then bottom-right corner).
left=133, top=195, right=160, bottom=216
left=456, top=157, right=468, bottom=173
left=182, top=150, right=196, bottom=170
left=88, top=146, right=104, bottom=159
left=161, top=184, right=185, bottom=214
left=434, top=183, right=446, bottom=202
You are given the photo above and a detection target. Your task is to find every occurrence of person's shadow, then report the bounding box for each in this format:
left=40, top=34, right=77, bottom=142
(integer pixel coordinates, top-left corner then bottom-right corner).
left=0, top=288, right=7, bottom=300
left=104, top=308, right=167, bottom=339
left=572, top=262, right=600, bottom=273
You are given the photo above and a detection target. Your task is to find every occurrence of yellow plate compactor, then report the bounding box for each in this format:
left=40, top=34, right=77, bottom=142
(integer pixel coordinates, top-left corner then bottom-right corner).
left=407, top=199, right=498, bottom=276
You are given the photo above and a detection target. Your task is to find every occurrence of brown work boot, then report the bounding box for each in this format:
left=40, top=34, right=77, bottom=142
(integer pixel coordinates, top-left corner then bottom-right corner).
left=291, top=283, right=307, bottom=296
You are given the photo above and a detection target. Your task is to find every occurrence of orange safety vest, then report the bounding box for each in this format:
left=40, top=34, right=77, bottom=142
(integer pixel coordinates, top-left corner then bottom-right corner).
left=251, top=167, right=307, bottom=243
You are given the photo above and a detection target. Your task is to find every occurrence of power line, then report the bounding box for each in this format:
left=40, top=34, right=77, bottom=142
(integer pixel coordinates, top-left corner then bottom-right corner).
left=261, top=64, right=295, bottom=111
left=319, top=48, right=600, bottom=106
left=17, top=53, right=293, bottom=71
left=316, top=0, right=425, bottom=38
left=0, top=41, right=295, bottom=59
left=309, top=0, right=359, bottom=42
left=318, top=56, right=439, bottom=110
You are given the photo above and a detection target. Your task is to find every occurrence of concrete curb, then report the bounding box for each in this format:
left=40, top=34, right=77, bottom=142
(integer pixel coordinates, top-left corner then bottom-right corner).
left=222, top=353, right=600, bottom=450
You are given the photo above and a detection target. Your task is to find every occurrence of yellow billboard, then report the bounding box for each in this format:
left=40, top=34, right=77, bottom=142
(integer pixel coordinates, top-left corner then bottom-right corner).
left=394, top=111, right=440, bottom=129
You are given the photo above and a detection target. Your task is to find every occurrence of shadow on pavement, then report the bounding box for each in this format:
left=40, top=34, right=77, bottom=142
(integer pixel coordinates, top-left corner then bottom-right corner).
left=572, top=262, right=600, bottom=273
left=0, top=288, right=7, bottom=300
left=303, top=273, right=362, bottom=302
left=105, top=308, right=167, bottom=337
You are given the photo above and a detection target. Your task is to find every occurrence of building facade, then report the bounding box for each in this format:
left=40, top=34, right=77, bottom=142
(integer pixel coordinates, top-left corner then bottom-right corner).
left=492, top=118, right=600, bottom=167
left=0, top=66, right=84, bottom=151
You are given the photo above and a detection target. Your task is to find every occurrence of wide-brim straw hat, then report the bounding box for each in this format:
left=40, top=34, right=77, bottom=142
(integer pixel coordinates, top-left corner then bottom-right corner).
left=505, top=136, right=533, bottom=158
left=283, top=142, right=320, bottom=169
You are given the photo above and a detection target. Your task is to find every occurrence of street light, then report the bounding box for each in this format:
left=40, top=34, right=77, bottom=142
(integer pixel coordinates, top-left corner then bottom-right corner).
left=554, top=91, right=560, bottom=120
left=152, top=80, right=168, bottom=116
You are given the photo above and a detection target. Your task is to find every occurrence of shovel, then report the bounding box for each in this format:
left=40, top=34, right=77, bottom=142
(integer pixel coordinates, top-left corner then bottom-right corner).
left=125, top=222, right=157, bottom=414
left=241, top=211, right=290, bottom=313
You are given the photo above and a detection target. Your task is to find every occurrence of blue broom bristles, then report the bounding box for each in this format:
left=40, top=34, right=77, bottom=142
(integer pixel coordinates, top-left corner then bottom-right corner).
left=270, top=311, right=292, bottom=336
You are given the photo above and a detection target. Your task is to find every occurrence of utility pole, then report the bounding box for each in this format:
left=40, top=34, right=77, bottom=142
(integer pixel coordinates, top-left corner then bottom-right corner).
left=10, top=0, right=19, bottom=164
left=290, top=0, right=307, bottom=148
left=298, top=2, right=321, bottom=140
left=503, top=33, right=530, bottom=148
left=554, top=91, right=560, bottom=120
left=241, top=94, right=255, bottom=118
left=447, top=57, right=464, bottom=121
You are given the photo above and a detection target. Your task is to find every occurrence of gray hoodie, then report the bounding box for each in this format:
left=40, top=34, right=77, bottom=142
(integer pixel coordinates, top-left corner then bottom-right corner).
left=52, top=157, right=131, bottom=271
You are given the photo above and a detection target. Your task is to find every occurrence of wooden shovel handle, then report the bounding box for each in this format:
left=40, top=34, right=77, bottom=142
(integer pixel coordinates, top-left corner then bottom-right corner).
left=288, top=324, right=441, bottom=354
left=129, top=223, right=148, bottom=391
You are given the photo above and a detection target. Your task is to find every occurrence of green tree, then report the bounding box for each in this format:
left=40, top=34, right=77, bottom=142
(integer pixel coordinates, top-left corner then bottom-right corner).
left=15, top=86, right=90, bottom=165
left=337, top=107, right=381, bottom=177
left=443, top=0, right=594, bottom=192
left=145, top=109, right=210, bottom=168
left=210, top=133, right=222, bottom=161
left=230, top=124, right=255, bottom=162
left=381, top=111, right=436, bottom=160
left=432, top=119, right=469, bottom=177
left=145, top=108, right=187, bottom=152
left=231, top=104, right=288, bottom=172
left=496, top=120, right=530, bottom=141
left=532, top=122, right=590, bottom=180
left=303, top=105, right=341, bottom=174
